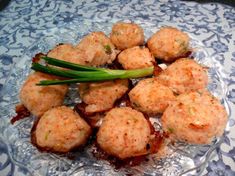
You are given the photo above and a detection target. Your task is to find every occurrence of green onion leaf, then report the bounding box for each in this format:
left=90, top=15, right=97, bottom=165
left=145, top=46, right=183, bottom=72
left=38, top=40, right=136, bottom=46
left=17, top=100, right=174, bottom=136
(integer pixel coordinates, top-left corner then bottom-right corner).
left=31, top=63, right=111, bottom=78
left=32, top=56, right=154, bottom=85
left=104, top=45, right=112, bottom=54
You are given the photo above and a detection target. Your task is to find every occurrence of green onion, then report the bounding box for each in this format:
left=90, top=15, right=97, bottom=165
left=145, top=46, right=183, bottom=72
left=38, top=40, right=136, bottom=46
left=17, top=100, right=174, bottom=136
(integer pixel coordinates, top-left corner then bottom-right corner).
left=168, top=127, right=174, bottom=133
left=104, top=45, right=112, bottom=54
left=31, top=63, right=112, bottom=78
left=32, top=56, right=154, bottom=85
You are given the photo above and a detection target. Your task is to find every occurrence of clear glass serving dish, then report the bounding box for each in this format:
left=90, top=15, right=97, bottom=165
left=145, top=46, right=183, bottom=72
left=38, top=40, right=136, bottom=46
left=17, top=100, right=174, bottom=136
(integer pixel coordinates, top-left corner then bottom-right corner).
left=0, top=19, right=230, bottom=176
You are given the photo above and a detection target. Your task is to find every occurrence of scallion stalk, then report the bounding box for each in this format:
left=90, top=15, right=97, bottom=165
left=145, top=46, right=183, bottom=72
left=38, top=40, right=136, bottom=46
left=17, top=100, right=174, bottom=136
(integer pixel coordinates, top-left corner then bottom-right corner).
left=31, top=56, right=154, bottom=85
left=32, top=63, right=112, bottom=78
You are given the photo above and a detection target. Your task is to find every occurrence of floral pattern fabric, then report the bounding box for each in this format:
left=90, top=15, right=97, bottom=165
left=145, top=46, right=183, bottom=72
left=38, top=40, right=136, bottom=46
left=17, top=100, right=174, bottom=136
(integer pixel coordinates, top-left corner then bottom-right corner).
left=0, top=0, right=235, bottom=175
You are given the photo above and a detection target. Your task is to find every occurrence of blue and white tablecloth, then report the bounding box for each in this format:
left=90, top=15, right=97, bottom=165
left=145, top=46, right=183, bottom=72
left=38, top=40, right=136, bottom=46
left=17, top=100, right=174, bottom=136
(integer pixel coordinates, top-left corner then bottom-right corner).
left=0, top=0, right=235, bottom=175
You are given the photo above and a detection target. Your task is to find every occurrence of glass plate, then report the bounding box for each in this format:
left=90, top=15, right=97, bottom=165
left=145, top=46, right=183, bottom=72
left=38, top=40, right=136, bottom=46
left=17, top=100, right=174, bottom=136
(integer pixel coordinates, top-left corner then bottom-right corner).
left=0, top=19, right=230, bottom=176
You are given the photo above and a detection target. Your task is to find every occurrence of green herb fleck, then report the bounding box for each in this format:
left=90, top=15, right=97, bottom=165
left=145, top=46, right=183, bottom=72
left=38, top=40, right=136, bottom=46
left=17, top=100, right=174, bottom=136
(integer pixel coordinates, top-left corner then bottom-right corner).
left=44, top=130, right=51, bottom=140
left=132, top=102, right=140, bottom=108
left=188, top=107, right=196, bottom=116
left=79, top=129, right=86, bottom=137
left=168, top=127, right=174, bottom=133
left=104, top=44, right=112, bottom=55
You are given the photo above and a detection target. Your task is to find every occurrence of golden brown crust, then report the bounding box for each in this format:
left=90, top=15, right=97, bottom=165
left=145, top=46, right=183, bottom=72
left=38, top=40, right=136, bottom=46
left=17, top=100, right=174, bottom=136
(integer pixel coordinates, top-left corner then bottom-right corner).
left=97, top=107, right=151, bottom=159
left=147, top=27, right=189, bottom=62
left=161, top=91, right=228, bottom=144
left=157, top=58, right=208, bottom=94
left=110, top=22, right=144, bottom=50
left=118, top=46, right=155, bottom=70
left=79, top=79, right=129, bottom=113
left=129, top=78, right=176, bottom=115
left=35, top=106, right=91, bottom=152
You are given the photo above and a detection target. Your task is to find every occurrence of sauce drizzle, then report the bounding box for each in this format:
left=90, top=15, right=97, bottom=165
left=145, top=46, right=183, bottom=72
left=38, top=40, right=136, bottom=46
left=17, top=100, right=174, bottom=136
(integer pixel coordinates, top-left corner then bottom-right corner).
left=11, top=104, right=30, bottom=124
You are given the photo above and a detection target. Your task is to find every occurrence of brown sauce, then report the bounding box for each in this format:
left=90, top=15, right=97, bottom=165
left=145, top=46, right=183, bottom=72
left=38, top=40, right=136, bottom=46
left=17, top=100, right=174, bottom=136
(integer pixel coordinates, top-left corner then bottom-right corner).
left=74, top=102, right=107, bottom=128
left=11, top=104, right=30, bottom=124
left=107, top=58, right=123, bottom=70
left=155, top=50, right=193, bottom=64
left=90, top=124, right=165, bottom=169
left=32, top=53, right=46, bottom=63
left=91, top=142, right=148, bottom=169
left=74, top=102, right=97, bottom=118
left=114, top=92, right=132, bottom=107
left=144, top=114, right=166, bottom=154
left=172, top=51, right=192, bottom=61
left=152, top=62, right=163, bottom=76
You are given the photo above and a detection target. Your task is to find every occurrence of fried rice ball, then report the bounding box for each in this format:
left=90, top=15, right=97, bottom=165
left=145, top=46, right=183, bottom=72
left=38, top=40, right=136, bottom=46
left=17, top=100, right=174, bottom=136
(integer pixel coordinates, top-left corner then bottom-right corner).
left=129, top=78, right=176, bottom=115
left=118, top=46, right=155, bottom=70
left=147, top=27, right=189, bottom=62
left=110, top=22, right=144, bottom=50
left=78, top=79, right=129, bottom=114
left=161, top=91, right=228, bottom=144
left=19, top=72, right=68, bottom=117
left=157, top=58, right=208, bottom=94
left=48, top=32, right=118, bottom=66
left=35, top=106, right=91, bottom=152
left=47, top=43, right=87, bottom=65
left=76, top=31, right=119, bottom=66
left=97, top=107, right=152, bottom=159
